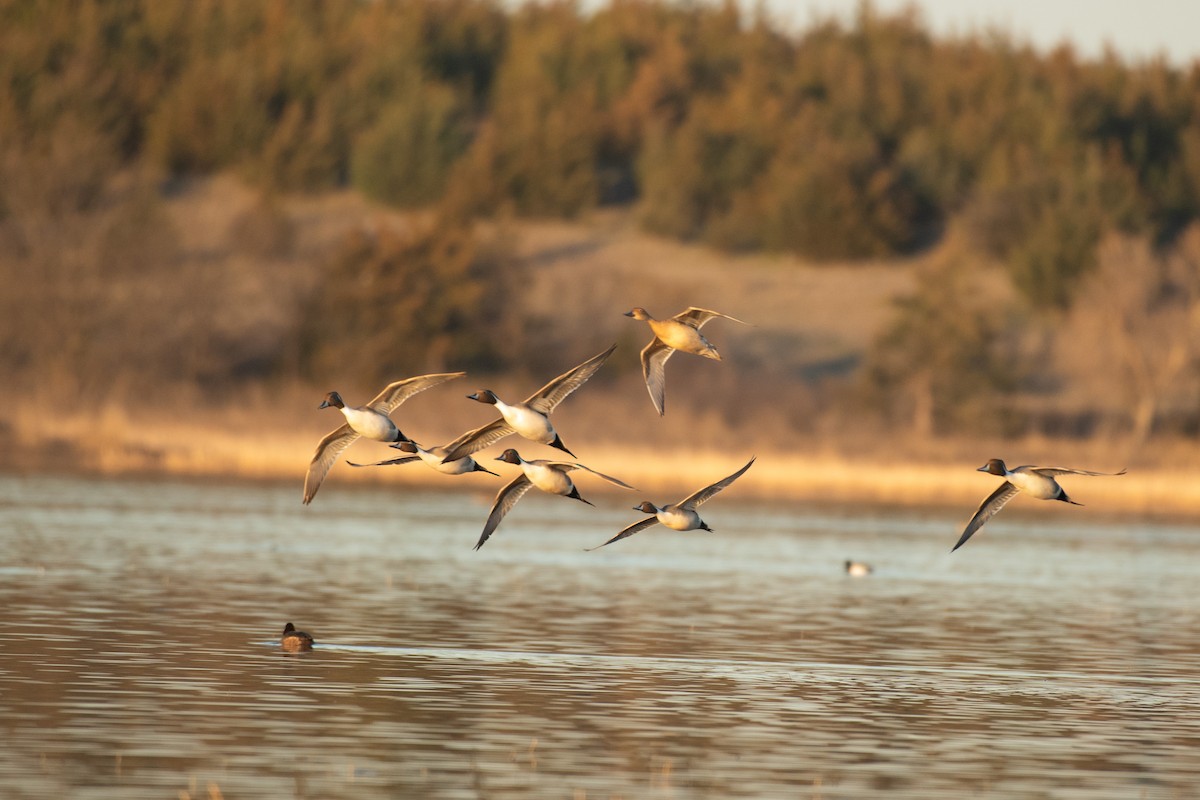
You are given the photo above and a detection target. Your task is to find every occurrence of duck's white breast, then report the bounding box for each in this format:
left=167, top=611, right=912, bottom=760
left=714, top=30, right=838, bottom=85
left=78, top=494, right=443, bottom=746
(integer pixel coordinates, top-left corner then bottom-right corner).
left=658, top=506, right=702, bottom=531
left=651, top=320, right=710, bottom=354
left=1009, top=470, right=1059, bottom=499
left=342, top=407, right=397, bottom=441
left=525, top=462, right=573, bottom=495
left=499, top=403, right=555, bottom=443
left=421, top=448, right=471, bottom=474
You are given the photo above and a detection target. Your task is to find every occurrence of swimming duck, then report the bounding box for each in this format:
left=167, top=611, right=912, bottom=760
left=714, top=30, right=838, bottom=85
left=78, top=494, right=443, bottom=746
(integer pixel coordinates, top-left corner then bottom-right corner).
left=280, top=622, right=314, bottom=651
left=346, top=436, right=499, bottom=476
left=952, top=459, right=1126, bottom=552
left=589, top=456, right=755, bottom=549
left=303, top=372, right=465, bottom=504
left=625, top=307, right=748, bottom=415
left=474, top=448, right=637, bottom=551
left=845, top=560, right=873, bottom=577
left=441, top=344, right=617, bottom=463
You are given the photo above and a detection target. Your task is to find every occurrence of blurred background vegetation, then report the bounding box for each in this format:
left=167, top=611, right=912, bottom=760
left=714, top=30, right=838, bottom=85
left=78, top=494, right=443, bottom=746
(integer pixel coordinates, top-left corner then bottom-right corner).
left=4, top=0, right=1200, bottom=466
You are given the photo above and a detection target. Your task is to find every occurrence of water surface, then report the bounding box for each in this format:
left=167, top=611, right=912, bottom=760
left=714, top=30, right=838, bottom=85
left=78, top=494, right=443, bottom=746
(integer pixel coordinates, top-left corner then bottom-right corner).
left=1, top=473, right=1198, bottom=798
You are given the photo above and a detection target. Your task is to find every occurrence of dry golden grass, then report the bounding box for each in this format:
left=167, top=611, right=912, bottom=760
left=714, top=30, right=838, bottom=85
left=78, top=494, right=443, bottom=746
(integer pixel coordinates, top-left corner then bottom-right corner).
left=9, top=386, right=1200, bottom=518
left=8, top=176, right=1200, bottom=519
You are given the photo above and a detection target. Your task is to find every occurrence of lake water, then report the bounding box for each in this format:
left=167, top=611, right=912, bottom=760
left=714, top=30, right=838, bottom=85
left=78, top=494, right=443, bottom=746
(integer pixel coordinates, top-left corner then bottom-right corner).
left=1, top=472, right=1198, bottom=799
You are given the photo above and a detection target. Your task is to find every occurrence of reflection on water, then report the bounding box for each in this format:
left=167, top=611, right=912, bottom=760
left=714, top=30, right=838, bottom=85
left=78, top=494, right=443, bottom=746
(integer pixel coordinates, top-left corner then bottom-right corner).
left=1, top=473, right=1198, bottom=798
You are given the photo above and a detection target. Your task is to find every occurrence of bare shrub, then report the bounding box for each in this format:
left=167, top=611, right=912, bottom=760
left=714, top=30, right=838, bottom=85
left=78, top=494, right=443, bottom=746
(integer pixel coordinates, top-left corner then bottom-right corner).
left=295, top=208, right=523, bottom=386
left=1058, top=228, right=1200, bottom=443
left=861, top=255, right=1028, bottom=438
left=228, top=194, right=296, bottom=261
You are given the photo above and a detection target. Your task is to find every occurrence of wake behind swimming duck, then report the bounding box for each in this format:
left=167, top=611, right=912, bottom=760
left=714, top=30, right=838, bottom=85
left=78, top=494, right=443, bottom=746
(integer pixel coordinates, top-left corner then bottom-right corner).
left=952, top=458, right=1126, bottom=552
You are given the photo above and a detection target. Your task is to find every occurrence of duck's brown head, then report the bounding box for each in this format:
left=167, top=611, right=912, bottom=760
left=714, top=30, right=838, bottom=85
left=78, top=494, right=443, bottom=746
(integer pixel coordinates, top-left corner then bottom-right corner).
left=977, top=458, right=1008, bottom=476
left=467, top=390, right=499, bottom=405
left=494, top=449, right=523, bottom=465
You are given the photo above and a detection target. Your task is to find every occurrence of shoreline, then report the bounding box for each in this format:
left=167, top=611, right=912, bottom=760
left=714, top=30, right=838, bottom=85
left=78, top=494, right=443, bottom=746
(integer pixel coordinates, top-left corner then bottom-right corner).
left=7, top=388, right=1198, bottom=521
left=7, top=430, right=1198, bottom=522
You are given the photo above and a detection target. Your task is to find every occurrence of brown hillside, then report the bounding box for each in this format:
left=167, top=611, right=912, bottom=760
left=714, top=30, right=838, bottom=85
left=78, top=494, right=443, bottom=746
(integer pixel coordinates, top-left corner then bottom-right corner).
left=5, top=176, right=1196, bottom=516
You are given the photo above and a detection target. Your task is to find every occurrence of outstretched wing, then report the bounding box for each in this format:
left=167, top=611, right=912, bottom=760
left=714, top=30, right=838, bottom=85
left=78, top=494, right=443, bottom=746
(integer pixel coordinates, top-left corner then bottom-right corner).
left=526, top=343, right=617, bottom=413
left=673, top=307, right=749, bottom=330
left=640, top=338, right=675, bottom=416
left=952, top=481, right=1019, bottom=552
left=536, top=461, right=638, bottom=491
left=678, top=456, right=756, bottom=509
left=367, top=372, right=465, bottom=415
left=440, top=417, right=514, bottom=463
left=303, top=424, right=357, bottom=505
left=1030, top=466, right=1127, bottom=478
left=345, top=456, right=421, bottom=468
left=586, top=516, right=660, bottom=551
left=474, top=474, right=534, bottom=551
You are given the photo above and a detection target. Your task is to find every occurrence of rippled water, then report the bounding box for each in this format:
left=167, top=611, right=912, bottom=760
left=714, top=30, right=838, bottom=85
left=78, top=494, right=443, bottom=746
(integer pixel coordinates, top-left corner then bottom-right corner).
left=1, top=472, right=1198, bottom=798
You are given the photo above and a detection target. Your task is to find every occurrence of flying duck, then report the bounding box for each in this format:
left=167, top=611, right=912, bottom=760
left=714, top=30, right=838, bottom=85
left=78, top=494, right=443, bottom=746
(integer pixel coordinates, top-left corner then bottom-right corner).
left=625, top=307, right=748, bottom=415
left=346, top=434, right=500, bottom=477
left=302, top=372, right=465, bottom=504
left=589, top=456, right=755, bottom=549
left=473, top=448, right=637, bottom=550
left=952, top=459, right=1126, bottom=551
left=440, top=344, right=616, bottom=463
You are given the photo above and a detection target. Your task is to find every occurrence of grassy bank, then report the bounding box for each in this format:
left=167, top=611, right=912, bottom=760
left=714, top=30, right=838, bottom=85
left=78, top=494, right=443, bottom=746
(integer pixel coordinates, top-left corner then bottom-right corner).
left=7, top=177, right=1200, bottom=522
left=6, top=384, right=1194, bottom=521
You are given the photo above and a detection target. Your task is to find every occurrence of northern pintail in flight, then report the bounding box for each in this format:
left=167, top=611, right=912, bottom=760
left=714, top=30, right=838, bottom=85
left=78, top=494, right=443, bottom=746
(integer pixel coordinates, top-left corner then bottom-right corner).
left=952, top=459, right=1126, bottom=552
left=347, top=436, right=499, bottom=476
left=303, top=372, right=465, bottom=504
left=474, top=448, right=637, bottom=550
left=280, top=622, right=314, bottom=652
left=625, top=307, right=748, bottom=415
left=441, top=344, right=617, bottom=463
left=589, top=456, right=755, bottom=549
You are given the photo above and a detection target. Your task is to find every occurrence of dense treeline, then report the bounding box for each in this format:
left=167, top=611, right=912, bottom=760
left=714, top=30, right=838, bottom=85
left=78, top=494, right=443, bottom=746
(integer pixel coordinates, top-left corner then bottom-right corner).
left=5, top=0, right=1200, bottom=445
left=4, top=0, right=1200, bottom=309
